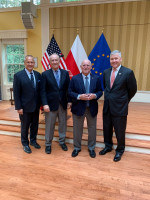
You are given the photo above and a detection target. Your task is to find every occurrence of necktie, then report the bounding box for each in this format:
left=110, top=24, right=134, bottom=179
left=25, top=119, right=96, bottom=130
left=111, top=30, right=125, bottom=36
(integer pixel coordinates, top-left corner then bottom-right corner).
left=110, top=69, right=116, bottom=88
left=85, top=76, right=90, bottom=106
left=85, top=76, right=89, bottom=94
left=30, top=72, right=35, bottom=88
left=55, top=70, right=60, bottom=87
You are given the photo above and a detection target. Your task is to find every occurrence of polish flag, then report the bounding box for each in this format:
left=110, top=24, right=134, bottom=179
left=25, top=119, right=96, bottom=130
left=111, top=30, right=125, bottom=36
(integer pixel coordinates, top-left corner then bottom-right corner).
left=66, top=35, right=88, bottom=76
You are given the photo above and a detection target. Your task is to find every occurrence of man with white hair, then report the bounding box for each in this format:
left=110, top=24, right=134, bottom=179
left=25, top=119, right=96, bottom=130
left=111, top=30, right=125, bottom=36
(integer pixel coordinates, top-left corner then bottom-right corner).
left=99, top=50, right=137, bottom=162
left=68, top=59, right=103, bottom=158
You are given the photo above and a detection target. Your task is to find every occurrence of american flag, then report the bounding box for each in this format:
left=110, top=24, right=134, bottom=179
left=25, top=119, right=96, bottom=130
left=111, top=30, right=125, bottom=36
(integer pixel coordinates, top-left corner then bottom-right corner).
left=41, top=35, right=68, bottom=71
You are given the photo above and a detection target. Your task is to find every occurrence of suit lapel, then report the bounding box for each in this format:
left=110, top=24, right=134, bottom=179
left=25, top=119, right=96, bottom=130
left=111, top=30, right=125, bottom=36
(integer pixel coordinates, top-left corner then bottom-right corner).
left=49, top=69, right=59, bottom=88
left=112, top=66, right=123, bottom=88
left=79, top=73, right=86, bottom=93
left=59, top=69, right=64, bottom=88
left=23, top=69, right=33, bottom=87
left=90, top=74, right=95, bottom=92
left=106, top=68, right=112, bottom=90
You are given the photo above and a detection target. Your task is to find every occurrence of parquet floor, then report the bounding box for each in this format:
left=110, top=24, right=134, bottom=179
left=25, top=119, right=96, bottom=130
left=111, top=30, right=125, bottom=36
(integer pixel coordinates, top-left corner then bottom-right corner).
left=0, top=135, right=150, bottom=200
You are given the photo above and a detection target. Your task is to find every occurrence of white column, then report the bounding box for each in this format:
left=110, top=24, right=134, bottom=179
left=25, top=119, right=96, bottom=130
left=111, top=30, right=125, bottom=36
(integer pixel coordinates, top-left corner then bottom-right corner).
left=41, top=0, right=49, bottom=56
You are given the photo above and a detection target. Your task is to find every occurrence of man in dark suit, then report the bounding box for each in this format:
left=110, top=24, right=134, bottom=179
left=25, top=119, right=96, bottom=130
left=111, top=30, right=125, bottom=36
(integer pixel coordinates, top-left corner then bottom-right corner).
left=68, top=59, right=103, bottom=158
left=41, top=53, right=70, bottom=154
left=13, top=55, right=41, bottom=154
left=99, top=50, right=137, bottom=162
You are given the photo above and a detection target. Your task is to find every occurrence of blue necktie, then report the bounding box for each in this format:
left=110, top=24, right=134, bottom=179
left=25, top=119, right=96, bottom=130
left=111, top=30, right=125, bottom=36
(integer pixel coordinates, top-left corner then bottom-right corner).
left=85, top=76, right=90, bottom=106
left=85, top=76, right=89, bottom=94
left=55, top=70, right=60, bottom=87
left=30, top=72, right=35, bottom=88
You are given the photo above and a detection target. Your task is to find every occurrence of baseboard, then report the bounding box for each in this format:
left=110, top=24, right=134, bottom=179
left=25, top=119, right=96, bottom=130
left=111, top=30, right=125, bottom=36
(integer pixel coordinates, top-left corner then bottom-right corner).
left=131, top=91, right=150, bottom=103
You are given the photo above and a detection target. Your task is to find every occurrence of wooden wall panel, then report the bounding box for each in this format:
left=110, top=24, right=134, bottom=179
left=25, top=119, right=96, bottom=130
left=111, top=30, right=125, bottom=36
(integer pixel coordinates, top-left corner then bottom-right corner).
left=49, top=0, right=150, bottom=91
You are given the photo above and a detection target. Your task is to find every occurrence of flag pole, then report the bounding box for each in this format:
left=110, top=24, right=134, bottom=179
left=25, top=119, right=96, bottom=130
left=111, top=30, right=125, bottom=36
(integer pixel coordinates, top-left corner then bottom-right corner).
left=52, top=29, right=55, bottom=36
left=102, top=27, right=104, bottom=33
left=77, top=28, right=79, bottom=34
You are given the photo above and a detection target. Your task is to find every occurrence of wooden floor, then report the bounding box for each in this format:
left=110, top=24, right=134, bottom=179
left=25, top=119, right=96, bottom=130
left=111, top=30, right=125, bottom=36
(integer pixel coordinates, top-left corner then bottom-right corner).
left=0, top=100, right=150, bottom=135
left=0, top=101, right=150, bottom=199
left=0, top=135, right=150, bottom=200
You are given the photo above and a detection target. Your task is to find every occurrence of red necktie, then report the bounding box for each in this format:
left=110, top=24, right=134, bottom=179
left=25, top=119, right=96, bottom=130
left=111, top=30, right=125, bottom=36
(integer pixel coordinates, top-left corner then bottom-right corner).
left=110, top=69, right=116, bottom=88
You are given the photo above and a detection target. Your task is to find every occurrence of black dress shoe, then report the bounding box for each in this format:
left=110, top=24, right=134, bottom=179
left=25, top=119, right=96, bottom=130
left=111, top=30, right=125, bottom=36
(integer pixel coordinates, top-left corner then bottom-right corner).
left=60, top=143, right=68, bottom=151
left=23, top=145, right=32, bottom=154
left=99, top=147, right=112, bottom=155
left=30, top=142, right=41, bottom=149
left=45, top=146, right=51, bottom=154
left=89, top=150, right=96, bottom=158
left=72, top=149, right=81, bottom=157
left=113, top=152, right=123, bottom=162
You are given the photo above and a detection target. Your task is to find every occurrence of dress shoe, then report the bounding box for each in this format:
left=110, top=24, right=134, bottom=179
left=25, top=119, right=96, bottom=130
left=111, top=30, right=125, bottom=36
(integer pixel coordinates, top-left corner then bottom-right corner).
left=72, top=149, right=81, bottom=157
left=45, top=146, right=51, bottom=154
left=23, top=145, right=32, bottom=154
left=89, top=150, right=96, bottom=158
left=60, top=143, right=68, bottom=151
left=113, top=152, right=123, bottom=162
left=30, top=142, right=41, bottom=149
left=99, top=147, right=112, bottom=155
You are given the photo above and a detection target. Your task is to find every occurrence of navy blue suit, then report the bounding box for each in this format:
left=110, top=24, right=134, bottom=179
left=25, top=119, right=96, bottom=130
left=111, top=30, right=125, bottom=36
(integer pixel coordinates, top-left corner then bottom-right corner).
left=13, top=69, right=41, bottom=146
left=41, top=68, right=70, bottom=111
left=68, top=73, right=103, bottom=117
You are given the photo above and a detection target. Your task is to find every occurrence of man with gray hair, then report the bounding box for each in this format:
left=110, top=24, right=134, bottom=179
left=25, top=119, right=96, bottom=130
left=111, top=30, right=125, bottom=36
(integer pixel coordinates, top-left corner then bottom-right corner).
left=41, top=53, right=71, bottom=154
left=99, top=50, right=137, bottom=162
left=13, top=55, right=41, bottom=154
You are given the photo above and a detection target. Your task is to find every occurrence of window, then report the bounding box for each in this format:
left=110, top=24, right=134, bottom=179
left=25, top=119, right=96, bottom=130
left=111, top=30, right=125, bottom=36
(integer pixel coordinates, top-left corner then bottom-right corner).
left=0, top=0, right=40, bottom=8
left=6, top=45, right=25, bottom=82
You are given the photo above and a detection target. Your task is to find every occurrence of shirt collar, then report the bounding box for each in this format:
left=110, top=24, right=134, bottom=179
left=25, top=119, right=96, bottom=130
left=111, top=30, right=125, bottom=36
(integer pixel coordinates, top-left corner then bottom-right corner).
left=82, top=73, right=90, bottom=79
left=25, top=68, right=34, bottom=75
left=52, top=68, right=60, bottom=73
left=112, top=65, right=121, bottom=72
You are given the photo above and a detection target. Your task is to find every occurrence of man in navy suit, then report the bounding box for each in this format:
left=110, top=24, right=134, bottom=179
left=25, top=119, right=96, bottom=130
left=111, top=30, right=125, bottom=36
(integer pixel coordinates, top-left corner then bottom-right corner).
left=13, top=55, right=41, bottom=154
left=41, top=53, right=71, bottom=154
left=68, top=59, right=103, bottom=158
left=99, top=50, right=137, bottom=162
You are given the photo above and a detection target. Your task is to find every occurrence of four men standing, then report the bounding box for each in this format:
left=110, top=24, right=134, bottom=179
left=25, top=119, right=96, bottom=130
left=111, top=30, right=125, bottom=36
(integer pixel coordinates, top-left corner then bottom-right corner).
left=13, top=51, right=137, bottom=162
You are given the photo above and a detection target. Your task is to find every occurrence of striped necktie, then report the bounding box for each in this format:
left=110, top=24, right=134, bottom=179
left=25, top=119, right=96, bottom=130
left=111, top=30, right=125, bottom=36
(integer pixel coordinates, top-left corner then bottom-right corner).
left=30, top=72, right=35, bottom=88
left=110, top=69, right=116, bottom=88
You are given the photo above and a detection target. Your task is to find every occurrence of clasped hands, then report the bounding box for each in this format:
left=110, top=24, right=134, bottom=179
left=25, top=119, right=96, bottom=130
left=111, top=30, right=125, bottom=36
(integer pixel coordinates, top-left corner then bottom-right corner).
left=79, top=93, right=96, bottom=100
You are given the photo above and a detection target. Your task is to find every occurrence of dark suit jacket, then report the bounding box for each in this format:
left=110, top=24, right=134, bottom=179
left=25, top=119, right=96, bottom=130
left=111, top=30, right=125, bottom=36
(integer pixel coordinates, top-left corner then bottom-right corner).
left=41, top=69, right=70, bottom=111
left=68, top=73, right=103, bottom=117
left=103, top=66, right=137, bottom=116
left=13, top=69, right=41, bottom=112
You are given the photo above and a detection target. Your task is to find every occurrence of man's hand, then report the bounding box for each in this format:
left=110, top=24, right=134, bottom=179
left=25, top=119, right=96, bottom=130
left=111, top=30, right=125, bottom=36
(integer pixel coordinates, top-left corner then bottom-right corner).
left=67, top=102, right=72, bottom=109
left=17, top=109, right=23, bottom=115
left=88, top=93, right=97, bottom=100
left=43, top=105, right=50, bottom=112
left=79, top=94, right=90, bottom=100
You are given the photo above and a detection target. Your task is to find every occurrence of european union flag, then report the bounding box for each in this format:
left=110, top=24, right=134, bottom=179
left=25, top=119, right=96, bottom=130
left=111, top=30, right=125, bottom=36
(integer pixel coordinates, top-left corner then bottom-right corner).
left=88, top=33, right=111, bottom=90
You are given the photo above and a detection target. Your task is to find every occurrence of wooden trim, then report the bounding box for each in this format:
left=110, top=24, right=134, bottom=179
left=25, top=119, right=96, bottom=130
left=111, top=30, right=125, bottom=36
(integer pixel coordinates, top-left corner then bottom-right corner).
left=0, top=30, right=28, bottom=39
